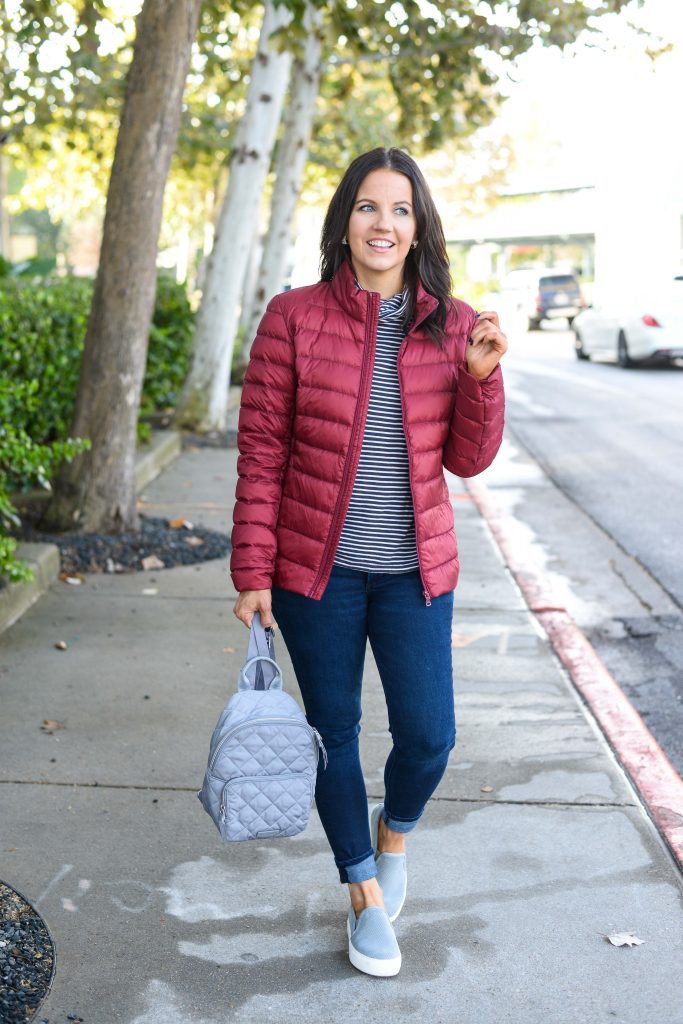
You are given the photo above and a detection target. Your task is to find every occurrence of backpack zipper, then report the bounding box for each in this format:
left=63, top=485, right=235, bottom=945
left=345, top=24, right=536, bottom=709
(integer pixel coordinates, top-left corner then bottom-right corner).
left=219, top=771, right=314, bottom=820
left=208, top=716, right=326, bottom=773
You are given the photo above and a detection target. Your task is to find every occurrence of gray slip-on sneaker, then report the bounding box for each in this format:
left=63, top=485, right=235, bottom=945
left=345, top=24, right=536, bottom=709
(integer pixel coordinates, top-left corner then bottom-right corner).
left=370, top=803, right=407, bottom=923
left=347, top=906, right=401, bottom=977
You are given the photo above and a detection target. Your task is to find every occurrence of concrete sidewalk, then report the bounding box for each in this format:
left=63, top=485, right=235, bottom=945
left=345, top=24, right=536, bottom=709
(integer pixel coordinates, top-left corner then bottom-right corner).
left=1, top=440, right=682, bottom=1024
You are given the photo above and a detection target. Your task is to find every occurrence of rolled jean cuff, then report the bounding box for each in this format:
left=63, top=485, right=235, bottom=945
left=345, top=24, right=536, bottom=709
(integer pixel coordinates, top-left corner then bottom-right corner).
left=382, top=807, right=423, bottom=834
left=338, top=852, right=377, bottom=885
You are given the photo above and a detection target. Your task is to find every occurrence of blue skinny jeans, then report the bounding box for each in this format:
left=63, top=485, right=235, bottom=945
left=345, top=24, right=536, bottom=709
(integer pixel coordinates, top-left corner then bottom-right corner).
left=271, top=564, right=456, bottom=884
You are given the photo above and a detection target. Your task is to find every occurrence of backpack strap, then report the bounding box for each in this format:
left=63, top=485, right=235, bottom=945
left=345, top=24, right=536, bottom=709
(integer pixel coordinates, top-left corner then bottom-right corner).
left=238, top=656, right=283, bottom=693
left=240, top=611, right=280, bottom=691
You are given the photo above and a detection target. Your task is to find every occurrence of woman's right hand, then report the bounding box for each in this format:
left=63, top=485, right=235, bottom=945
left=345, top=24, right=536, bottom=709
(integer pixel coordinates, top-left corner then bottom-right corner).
left=233, top=589, right=273, bottom=629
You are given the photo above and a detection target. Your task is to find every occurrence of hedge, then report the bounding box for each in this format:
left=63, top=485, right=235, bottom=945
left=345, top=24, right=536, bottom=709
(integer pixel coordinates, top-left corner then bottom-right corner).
left=0, top=274, right=194, bottom=446
left=0, top=275, right=194, bottom=583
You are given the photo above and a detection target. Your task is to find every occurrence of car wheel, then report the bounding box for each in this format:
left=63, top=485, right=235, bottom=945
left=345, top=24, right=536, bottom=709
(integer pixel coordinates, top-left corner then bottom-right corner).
left=617, top=331, right=635, bottom=368
left=574, top=331, right=590, bottom=361
left=527, top=317, right=541, bottom=331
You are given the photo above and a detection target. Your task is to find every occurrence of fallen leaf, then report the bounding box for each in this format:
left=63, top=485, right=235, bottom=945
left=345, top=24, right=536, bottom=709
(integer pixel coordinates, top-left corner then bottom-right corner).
left=452, top=630, right=488, bottom=648
left=169, top=516, right=193, bottom=530
left=54, top=640, right=68, bottom=650
left=141, top=554, right=165, bottom=571
left=141, top=587, right=158, bottom=596
left=41, top=719, right=65, bottom=733
left=222, top=646, right=236, bottom=654
left=480, top=785, right=494, bottom=793
left=606, top=932, right=644, bottom=947
left=184, top=535, right=204, bottom=547
left=59, top=571, right=85, bottom=585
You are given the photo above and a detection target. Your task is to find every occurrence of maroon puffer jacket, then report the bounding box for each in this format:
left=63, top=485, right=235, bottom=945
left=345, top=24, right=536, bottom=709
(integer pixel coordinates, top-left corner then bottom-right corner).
left=230, top=260, right=505, bottom=604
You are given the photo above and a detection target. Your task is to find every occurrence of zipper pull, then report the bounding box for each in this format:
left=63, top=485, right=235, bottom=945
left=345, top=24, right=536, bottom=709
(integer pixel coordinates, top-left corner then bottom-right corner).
left=423, top=589, right=432, bottom=607
left=312, top=727, right=328, bottom=769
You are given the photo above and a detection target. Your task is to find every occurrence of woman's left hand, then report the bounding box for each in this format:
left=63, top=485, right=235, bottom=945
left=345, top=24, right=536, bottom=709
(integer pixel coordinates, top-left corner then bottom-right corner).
left=466, top=310, right=508, bottom=381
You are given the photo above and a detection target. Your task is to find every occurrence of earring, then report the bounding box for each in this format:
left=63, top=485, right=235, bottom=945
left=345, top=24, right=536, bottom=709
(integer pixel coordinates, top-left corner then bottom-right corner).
left=342, top=236, right=348, bottom=245
left=411, top=240, right=418, bottom=249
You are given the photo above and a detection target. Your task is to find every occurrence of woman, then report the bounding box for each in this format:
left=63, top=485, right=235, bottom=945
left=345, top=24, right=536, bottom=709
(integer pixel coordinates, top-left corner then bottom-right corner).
left=231, top=147, right=506, bottom=977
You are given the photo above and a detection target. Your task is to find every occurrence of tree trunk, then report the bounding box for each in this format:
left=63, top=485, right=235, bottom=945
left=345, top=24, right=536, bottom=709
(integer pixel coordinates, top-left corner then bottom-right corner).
left=238, top=5, right=324, bottom=369
left=45, top=0, right=201, bottom=533
left=237, top=230, right=264, bottom=339
left=175, top=0, right=292, bottom=433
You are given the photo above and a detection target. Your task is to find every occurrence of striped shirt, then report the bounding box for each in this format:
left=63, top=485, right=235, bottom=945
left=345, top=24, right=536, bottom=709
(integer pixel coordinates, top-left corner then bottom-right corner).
left=333, top=288, right=420, bottom=573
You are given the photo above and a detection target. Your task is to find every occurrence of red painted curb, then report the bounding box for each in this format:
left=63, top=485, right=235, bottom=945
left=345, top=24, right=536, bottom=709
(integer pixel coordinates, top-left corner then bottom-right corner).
left=464, top=476, right=683, bottom=872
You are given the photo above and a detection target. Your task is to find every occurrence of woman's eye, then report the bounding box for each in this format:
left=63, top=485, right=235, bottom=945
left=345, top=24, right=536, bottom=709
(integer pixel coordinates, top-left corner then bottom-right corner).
left=357, top=204, right=410, bottom=215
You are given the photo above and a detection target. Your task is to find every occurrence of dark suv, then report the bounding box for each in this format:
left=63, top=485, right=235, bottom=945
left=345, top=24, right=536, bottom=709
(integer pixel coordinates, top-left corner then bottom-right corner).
left=501, top=268, right=586, bottom=330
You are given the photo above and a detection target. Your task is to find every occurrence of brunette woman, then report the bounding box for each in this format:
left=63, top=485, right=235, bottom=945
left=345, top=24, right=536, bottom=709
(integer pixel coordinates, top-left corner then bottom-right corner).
left=231, top=147, right=506, bottom=976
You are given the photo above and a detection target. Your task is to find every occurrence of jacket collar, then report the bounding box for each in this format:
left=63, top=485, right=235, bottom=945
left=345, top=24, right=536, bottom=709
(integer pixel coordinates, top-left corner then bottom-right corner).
left=329, top=258, right=439, bottom=330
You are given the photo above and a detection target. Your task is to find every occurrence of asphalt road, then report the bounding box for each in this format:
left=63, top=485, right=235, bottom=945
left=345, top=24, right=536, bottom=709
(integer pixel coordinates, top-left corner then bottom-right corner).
left=488, top=318, right=683, bottom=777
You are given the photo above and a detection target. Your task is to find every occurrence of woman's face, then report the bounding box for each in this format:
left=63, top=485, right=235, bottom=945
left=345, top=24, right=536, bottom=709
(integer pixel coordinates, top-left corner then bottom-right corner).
left=346, top=168, right=417, bottom=297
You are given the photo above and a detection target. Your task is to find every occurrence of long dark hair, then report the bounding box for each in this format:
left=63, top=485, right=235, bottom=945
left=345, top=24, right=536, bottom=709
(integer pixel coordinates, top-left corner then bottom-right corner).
left=319, top=148, right=453, bottom=346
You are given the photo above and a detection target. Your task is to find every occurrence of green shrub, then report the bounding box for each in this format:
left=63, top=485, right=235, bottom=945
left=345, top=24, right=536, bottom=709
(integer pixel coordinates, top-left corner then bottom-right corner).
left=0, top=274, right=194, bottom=582
left=0, top=274, right=195, bottom=446
left=141, top=275, right=194, bottom=416
left=0, top=277, right=92, bottom=443
left=0, top=380, right=89, bottom=583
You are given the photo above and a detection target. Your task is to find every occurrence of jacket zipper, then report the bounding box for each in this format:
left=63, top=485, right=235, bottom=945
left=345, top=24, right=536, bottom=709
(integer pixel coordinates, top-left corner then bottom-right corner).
left=208, top=716, right=325, bottom=773
left=397, top=339, right=432, bottom=606
left=309, top=290, right=379, bottom=600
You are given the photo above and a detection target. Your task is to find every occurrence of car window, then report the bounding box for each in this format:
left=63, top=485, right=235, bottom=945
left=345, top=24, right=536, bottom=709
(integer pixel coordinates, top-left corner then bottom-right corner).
left=539, top=275, right=579, bottom=287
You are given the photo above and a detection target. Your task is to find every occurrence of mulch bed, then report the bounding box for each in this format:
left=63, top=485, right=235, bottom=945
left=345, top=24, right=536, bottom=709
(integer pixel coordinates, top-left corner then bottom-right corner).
left=15, top=515, right=231, bottom=576
left=0, top=881, right=55, bottom=1023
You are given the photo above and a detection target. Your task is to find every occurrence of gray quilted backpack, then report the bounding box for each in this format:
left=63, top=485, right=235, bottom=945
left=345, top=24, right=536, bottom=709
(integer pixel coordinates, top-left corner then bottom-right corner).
left=197, top=612, right=326, bottom=842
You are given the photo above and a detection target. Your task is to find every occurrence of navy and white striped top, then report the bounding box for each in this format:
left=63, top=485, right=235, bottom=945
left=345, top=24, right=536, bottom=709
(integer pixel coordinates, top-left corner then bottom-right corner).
left=334, top=288, right=420, bottom=573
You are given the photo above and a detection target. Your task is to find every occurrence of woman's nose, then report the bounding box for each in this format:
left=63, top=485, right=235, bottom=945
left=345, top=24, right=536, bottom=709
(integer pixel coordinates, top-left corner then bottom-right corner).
left=371, top=208, right=392, bottom=231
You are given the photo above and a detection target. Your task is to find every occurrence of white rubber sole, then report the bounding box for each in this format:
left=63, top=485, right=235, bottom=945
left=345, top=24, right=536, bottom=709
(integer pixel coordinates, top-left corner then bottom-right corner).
left=347, top=918, right=402, bottom=977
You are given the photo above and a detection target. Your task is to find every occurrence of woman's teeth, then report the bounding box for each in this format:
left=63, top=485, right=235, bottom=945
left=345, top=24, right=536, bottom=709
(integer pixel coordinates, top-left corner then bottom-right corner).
left=368, top=240, right=393, bottom=248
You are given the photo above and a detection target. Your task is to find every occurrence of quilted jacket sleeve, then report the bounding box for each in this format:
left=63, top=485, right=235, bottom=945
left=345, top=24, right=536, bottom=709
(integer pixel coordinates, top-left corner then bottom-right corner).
left=442, top=306, right=505, bottom=478
left=230, top=295, right=296, bottom=592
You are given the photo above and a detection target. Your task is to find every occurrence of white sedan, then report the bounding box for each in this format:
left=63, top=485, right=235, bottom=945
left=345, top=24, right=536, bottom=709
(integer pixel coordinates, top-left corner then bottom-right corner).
left=572, top=276, right=683, bottom=367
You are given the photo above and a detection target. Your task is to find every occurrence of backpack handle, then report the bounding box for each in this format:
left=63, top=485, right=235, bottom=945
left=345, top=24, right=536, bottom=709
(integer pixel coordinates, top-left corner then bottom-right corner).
left=238, top=656, right=283, bottom=692
left=242, top=610, right=279, bottom=690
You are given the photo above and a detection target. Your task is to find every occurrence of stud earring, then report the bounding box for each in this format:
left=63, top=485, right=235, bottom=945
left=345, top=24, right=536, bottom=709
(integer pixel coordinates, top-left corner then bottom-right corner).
left=411, top=240, right=418, bottom=249
left=342, top=236, right=348, bottom=245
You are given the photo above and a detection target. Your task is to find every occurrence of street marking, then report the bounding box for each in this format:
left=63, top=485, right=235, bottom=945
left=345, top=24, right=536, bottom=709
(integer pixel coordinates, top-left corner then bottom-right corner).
left=34, top=863, right=73, bottom=908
